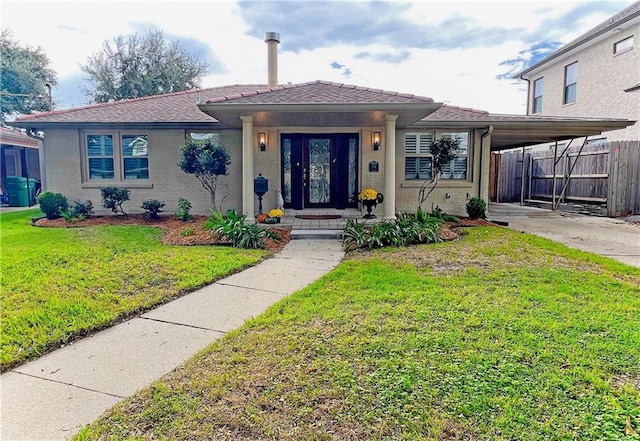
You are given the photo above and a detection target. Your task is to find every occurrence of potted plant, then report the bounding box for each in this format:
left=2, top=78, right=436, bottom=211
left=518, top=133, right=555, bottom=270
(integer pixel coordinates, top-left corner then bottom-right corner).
left=358, top=188, right=384, bottom=219
left=268, top=208, right=284, bottom=223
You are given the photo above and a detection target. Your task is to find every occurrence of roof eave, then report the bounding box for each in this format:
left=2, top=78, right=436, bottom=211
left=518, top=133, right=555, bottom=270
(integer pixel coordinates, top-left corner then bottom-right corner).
left=7, top=121, right=230, bottom=131
left=197, top=102, right=443, bottom=128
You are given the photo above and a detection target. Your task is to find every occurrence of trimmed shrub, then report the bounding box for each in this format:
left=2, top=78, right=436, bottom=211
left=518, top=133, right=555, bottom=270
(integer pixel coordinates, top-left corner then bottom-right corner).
left=174, top=197, right=193, bottom=221
left=37, top=191, right=68, bottom=219
left=69, top=200, right=93, bottom=220
left=101, top=186, right=130, bottom=215
left=466, top=197, right=487, bottom=220
left=141, top=199, right=165, bottom=220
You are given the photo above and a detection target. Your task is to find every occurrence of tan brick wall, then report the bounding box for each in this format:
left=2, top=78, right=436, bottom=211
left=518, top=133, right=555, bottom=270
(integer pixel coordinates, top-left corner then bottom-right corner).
left=42, top=124, right=490, bottom=218
left=394, top=129, right=484, bottom=217
left=42, top=128, right=244, bottom=215
left=527, top=24, right=640, bottom=142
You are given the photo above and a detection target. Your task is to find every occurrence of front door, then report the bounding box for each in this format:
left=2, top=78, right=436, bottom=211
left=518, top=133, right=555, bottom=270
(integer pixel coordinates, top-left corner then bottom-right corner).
left=281, top=134, right=358, bottom=210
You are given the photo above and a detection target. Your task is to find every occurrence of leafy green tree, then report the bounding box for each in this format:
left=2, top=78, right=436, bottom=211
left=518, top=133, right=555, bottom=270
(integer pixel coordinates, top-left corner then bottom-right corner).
left=81, top=30, right=208, bottom=103
left=0, top=30, right=57, bottom=122
left=418, top=136, right=459, bottom=208
left=178, top=138, right=231, bottom=210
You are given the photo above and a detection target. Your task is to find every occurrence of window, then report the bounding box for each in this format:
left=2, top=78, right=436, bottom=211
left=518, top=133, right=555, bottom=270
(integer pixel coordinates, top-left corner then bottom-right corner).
left=404, top=131, right=469, bottom=181
left=188, top=132, right=220, bottom=144
left=87, top=134, right=114, bottom=179
left=84, top=132, right=149, bottom=181
left=440, top=132, right=468, bottom=180
left=405, top=132, right=434, bottom=180
left=533, top=77, right=543, bottom=114
left=122, top=135, right=148, bottom=179
left=614, top=36, right=633, bottom=54
left=564, top=62, right=578, bottom=104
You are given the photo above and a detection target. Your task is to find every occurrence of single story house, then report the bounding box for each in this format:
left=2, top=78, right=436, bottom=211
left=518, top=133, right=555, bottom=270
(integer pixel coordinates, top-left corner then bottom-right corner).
left=10, top=34, right=635, bottom=218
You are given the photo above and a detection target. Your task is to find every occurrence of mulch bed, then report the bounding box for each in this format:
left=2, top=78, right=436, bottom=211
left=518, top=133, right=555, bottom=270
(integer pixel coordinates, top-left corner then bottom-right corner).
left=32, top=214, right=495, bottom=253
left=32, top=214, right=291, bottom=254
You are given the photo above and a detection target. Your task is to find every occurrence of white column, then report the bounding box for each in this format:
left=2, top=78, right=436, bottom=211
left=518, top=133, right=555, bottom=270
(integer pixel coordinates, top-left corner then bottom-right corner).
left=384, top=115, right=398, bottom=219
left=241, top=116, right=254, bottom=217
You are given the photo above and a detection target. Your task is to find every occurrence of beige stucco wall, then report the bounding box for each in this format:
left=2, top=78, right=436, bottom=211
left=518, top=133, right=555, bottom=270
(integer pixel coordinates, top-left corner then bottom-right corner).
left=42, top=124, right=491, bottom=218
left=526, top=24, right=639, bottom=141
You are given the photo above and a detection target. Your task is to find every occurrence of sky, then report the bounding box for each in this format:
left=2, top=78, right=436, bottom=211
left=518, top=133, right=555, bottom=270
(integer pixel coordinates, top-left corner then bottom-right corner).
left=1, top=0, right=634, bottom=115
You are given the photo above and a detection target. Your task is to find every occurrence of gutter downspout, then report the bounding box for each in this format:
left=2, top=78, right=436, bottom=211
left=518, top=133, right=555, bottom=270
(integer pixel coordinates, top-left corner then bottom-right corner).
left=521, top=76, right=531, bottom=116
left=480, top=125, right=494, bottom=201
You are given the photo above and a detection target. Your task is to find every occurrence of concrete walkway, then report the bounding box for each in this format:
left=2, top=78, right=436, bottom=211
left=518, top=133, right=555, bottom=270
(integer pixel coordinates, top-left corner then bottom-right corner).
left=489, top=203, right=640, bottom=268
left=0, top=238, right=345, bottom=441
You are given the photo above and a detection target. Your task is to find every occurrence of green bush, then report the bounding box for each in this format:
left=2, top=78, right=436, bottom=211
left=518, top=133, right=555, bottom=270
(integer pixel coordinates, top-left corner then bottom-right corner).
left=37, top=191, right=69, bottom=219
left=141, top=199, right=165, bottom=220
left=174, top=197, right=193, bottom=221
left=101, top=186, right=130, bottom=215
left=341, top=215, right=441, bottom=251
left=205, top=209, right=277, bottom=249
left=466, top=197, right=487, bottom=220
left=69, top=200, right=93, bottom=220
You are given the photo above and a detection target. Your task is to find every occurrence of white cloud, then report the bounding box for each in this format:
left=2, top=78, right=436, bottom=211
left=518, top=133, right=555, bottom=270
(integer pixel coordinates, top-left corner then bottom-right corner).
left=1, top=0, right=634, bottom=114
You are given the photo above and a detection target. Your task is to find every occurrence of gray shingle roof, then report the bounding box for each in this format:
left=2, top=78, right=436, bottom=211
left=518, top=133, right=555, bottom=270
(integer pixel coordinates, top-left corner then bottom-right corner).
left=14, top=85, right=267, bottom=124
left=205, top=80, right=434, bottom=104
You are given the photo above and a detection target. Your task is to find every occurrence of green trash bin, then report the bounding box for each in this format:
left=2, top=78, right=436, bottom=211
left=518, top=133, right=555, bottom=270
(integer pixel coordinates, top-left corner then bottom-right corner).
left=4, top=177, right=37, bottom=207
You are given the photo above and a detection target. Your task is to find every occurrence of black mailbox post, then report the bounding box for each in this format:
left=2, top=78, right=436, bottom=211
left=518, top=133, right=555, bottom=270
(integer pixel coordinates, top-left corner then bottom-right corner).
left=254, top=174, right=269, bottom=214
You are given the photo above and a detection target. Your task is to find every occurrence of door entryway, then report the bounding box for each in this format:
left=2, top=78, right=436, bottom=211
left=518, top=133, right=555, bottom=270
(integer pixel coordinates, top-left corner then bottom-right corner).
left=281, top=134, right=358, bottom=210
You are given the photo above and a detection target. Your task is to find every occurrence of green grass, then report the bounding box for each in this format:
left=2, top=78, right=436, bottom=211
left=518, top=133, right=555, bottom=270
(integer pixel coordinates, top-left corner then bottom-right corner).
left=0, top=209, right=267, bottom=370
left=75, top=226, right=640, bottom=440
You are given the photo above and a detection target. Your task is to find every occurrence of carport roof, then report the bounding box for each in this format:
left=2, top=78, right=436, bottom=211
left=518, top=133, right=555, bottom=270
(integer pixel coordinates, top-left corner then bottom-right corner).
left=417, top=105, right=636, bottom=151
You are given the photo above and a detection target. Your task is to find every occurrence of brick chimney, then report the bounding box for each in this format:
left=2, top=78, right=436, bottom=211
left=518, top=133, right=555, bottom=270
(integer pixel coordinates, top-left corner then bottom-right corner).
left=264, top=32, right=280, bottom=88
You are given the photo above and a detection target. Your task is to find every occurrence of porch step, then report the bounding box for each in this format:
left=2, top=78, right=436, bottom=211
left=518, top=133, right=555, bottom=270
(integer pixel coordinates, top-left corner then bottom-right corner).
left=290, top=229, right=342, bottom=240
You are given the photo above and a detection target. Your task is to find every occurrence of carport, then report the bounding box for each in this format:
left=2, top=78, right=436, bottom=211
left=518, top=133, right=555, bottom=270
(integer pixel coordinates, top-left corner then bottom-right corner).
left=485, top=116, right=637, bottom=215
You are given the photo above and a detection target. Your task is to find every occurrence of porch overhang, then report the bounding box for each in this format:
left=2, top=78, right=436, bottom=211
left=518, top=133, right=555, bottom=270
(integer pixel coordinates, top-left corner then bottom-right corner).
left=196, top=102, right=442, bottom=128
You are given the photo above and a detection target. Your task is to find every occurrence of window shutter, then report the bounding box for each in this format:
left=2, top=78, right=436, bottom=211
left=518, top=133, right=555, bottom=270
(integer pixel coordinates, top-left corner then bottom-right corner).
left=418, top=133, right=433, bottom=154
left=405, top=134, right=417, bottom=154
left=405, top=157, right=417, bottom=179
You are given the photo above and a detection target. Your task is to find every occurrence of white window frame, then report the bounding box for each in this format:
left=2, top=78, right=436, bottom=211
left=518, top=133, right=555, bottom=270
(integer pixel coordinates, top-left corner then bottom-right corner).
left=614, top=36, right=633, bottom=54
left=533, top=77, right=543, bottom=114
left=404, top=131, right=470, bottom=181
left=564, top=62, right=578, bottom=105
left=82, top=130, right=150, bottom=182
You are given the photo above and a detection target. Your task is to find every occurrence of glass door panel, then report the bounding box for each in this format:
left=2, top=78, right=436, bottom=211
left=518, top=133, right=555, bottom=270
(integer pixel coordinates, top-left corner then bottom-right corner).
left=307, top=138, right=331, bottom=205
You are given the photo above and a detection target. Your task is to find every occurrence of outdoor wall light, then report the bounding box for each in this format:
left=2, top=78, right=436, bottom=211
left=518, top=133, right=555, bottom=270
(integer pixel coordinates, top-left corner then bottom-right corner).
left=373, top=131, right=381, bottom=150
left=259, top=132, right=267, bottom=151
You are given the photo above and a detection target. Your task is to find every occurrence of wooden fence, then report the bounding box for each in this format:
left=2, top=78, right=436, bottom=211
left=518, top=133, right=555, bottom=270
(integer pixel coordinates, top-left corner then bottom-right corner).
left=490, top=141, right=640, bottom=216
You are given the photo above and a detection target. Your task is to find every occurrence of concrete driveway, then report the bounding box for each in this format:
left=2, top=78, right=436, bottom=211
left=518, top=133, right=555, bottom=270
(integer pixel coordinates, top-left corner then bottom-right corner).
left=488, top=203, right=640, bottom=268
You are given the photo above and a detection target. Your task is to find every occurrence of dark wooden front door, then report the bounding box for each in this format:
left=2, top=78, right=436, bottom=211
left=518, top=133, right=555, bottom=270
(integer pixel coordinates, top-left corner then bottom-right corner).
left=281, top=134, right=358, bottom=210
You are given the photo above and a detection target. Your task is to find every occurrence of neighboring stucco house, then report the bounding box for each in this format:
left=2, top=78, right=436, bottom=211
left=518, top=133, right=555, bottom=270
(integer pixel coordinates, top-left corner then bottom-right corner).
left=9, top=34, right=634, bottom=218
left=515, top=1, right=640, bottom=143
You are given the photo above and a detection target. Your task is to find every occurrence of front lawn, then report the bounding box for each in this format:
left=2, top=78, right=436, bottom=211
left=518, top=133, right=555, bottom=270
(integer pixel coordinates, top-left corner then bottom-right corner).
left=76, top=227, right=640, bottom=440
left=0, top=209, right=267, bottom=370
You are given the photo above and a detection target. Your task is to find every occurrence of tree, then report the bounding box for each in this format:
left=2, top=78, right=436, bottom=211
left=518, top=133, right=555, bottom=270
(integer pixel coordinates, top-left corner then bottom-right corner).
left=0, top=30, right=57, bottom=122
left=418, top=136, right=459, bottom=208
left=81, top=30, right=208, bottom=103
left=178, top=138, right=231, bottom=210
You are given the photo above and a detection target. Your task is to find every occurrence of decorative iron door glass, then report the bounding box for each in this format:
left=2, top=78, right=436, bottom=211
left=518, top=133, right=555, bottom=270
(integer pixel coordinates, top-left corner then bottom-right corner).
left=307, top=138, right=331, bottom=204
